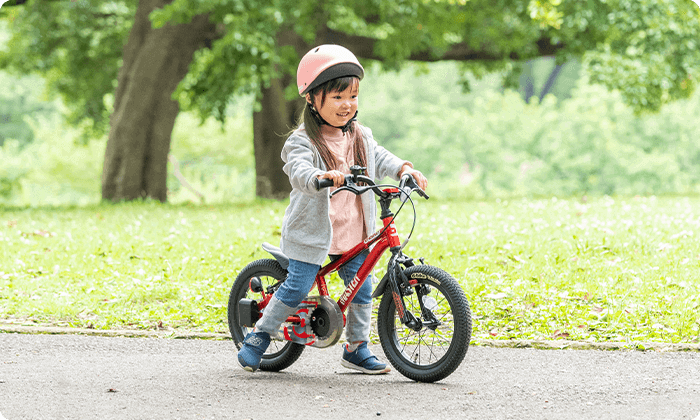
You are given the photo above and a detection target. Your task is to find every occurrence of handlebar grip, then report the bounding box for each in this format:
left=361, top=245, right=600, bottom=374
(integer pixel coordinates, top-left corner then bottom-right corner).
left=314, top=177, right=336, bottom=190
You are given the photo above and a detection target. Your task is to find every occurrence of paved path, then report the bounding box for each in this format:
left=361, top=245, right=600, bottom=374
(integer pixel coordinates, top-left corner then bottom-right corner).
left=1, top=333, right=699, bottom=420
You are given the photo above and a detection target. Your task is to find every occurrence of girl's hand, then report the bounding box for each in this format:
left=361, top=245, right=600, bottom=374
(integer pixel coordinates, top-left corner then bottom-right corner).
left=399, top=165, right=428, bottom=191
left=318, top=170, right=345, bottom=188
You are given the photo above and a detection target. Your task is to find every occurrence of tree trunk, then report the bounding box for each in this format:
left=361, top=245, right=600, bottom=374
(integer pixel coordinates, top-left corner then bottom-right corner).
left=539, top=62, right=564, bottom=102
left=522, top=60, right=535, bottom=104
left=101, top=0, right=215, bottom=202
left=253, top=74, right=304, bottom=199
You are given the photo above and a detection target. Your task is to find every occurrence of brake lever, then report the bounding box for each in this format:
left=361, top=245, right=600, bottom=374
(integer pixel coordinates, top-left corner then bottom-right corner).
left=399, top=174, right=430, bottom=201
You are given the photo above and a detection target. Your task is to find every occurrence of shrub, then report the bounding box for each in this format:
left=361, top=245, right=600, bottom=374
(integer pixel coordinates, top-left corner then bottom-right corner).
left=361, top=63, right=700, bottom=199
left=2, top=62, right=700, bottom=206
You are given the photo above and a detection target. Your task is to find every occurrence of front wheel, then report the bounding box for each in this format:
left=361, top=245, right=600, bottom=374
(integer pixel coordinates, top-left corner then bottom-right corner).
left=227, top=259, right=304, bottom=372
left=377, top=265, right=471, bottom=383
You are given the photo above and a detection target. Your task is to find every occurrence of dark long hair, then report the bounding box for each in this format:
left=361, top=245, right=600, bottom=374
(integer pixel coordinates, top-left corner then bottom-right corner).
left=300, top=76, right=367, bottom=172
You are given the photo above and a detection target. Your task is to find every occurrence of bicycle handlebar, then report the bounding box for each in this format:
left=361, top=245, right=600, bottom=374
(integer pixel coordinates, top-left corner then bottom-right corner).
left=313, top=172, right=429, bottom=200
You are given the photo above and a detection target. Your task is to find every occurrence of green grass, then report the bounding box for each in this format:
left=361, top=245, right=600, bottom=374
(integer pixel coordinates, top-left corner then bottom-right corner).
left=1, top=196, right=699, bottom=344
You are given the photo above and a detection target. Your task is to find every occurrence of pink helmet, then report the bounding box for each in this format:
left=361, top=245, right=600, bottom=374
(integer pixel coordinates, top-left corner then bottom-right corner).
left=296, top=45, right=364, bottom=96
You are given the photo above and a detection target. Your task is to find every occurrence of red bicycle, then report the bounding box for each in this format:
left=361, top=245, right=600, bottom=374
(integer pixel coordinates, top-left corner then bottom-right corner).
left=227, top=167, right=472, bottom=383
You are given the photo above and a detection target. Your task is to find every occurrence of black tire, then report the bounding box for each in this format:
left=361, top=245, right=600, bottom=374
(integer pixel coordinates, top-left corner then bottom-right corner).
left=377, top=265, right=471, bottom=383
left=227, top=259, right=304, bottom=372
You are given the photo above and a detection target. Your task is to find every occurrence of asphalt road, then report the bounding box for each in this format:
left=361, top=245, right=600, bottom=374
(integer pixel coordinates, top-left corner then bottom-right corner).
left=1, top=333, right=699, bottom=420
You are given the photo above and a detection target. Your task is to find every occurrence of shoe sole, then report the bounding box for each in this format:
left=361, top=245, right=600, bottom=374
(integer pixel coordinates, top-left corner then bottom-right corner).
left=340, top=359, right=391, bottom=374
left=238, top=356, right=258, bottom=373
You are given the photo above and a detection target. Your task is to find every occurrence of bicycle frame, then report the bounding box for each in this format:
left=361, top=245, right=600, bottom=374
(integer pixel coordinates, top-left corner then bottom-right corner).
left=314, top=206, right=401, bottom=313
left=276, top=187, right=405, bottom=343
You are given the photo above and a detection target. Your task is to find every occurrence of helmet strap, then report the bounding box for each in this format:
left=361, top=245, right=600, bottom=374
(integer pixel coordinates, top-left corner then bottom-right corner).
left=340, top=111, right=358, bottom=133
left=308, top=103, right=358, bottom=134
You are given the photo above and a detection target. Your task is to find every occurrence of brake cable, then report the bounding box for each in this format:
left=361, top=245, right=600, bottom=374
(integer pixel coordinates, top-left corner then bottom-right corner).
left=330, top=178, right=420, bottom=251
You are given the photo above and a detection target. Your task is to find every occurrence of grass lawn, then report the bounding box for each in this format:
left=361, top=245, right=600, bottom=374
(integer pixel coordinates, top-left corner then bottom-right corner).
left=1, top=196, right=699, bottom=345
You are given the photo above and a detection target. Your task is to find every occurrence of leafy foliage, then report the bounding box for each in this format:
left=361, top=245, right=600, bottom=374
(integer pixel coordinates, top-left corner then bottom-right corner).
left=3, top=60, right=700, bottom=205
left=0, top=103, right=255, bottom=206
left=154, top=0, right=294, bottom=120
left=0, top=43, right=61, bottom=149
left=151, top=0, right=472, bottom=119
left=572, top=0, right=700, bottom=112
left=0, top=0, right=135, bottom=135
left=2, top=0, right=698, bottom=131
left=0, top=115, right=105, bottom=205
left=361, top=62, right=700, bottom=199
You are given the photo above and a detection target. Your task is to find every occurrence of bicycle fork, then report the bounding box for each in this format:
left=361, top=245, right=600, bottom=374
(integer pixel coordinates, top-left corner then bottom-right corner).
left=385, top=253, right=423, bottom=331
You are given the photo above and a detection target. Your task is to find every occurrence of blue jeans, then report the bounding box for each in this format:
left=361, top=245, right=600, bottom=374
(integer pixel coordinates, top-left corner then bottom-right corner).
left=257, top=252, right=374, bottom=343
left=275, top=252, right=373, bottom=307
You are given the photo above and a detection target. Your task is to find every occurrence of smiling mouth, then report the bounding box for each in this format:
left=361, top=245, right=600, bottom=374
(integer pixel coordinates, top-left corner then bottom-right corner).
left=337, top=112, right=350, bottom=118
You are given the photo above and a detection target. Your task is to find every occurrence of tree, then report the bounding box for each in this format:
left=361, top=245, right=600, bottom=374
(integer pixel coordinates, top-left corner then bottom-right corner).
left=101, top=0, right=218, bottom=201
left=1, top=0, right=698, bottom=200
left=0, top=72, right=56, bottom=147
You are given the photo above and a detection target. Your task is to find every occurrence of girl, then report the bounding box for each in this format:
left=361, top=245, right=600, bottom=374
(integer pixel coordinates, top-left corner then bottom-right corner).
left=238, top=44, right=428, bottom=374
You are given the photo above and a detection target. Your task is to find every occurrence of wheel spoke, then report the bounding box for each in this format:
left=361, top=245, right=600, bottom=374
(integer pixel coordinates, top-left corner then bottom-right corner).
left=417, top=331, right=433, bottom=363
left=390, top=290, right=455, bottom=365
left=377, top=266, right=471, bottom=382
left=431, top=327, right=452, bottom=346
left=228, top=260, right=305, bottom=371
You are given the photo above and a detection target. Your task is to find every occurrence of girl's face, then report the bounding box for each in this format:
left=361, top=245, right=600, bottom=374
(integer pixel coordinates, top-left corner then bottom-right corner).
left=309, top=80, right=359, bottom=128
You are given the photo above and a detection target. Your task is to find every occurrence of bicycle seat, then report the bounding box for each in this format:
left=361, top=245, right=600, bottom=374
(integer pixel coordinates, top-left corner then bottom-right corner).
left=262, top=242, right=289, bottom=270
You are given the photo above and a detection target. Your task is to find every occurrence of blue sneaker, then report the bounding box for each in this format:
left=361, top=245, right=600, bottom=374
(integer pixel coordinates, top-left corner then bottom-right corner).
left=341, top=342, right=391, bottom=374
left=237, top=330, right=271, bottom=372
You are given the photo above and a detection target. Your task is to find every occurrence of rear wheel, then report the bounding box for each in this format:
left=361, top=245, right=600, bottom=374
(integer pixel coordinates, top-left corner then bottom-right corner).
left=227, top=259, right=304, bottom=371
left=377, top=265, right=471, bottom=383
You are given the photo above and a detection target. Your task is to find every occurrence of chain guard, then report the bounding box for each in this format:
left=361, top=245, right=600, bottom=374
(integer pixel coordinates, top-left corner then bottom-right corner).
left=275, top=296, right=344, bottom=349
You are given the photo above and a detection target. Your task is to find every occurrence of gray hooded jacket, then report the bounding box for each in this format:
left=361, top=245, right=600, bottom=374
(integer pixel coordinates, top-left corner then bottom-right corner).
left=279, top=124, right=409, bottom=265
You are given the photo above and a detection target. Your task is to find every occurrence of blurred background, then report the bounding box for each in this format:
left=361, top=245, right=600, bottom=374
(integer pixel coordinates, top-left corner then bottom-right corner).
left=1, top=0, right=699, bottom=207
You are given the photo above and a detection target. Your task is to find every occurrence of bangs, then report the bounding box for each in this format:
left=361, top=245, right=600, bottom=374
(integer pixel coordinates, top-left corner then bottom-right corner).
left=317, top=76, right=360, bottom=105
left=323, top=76, right=359, bottom=94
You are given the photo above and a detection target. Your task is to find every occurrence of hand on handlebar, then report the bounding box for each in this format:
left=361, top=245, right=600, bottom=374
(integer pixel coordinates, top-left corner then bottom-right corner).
left=399, top=168, right=428, bottom=191
left=313, top=168, right=429, bottom=201
left=314, top=172, right=378, bottom=197
left=317, top=170, right=345, bottom=188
